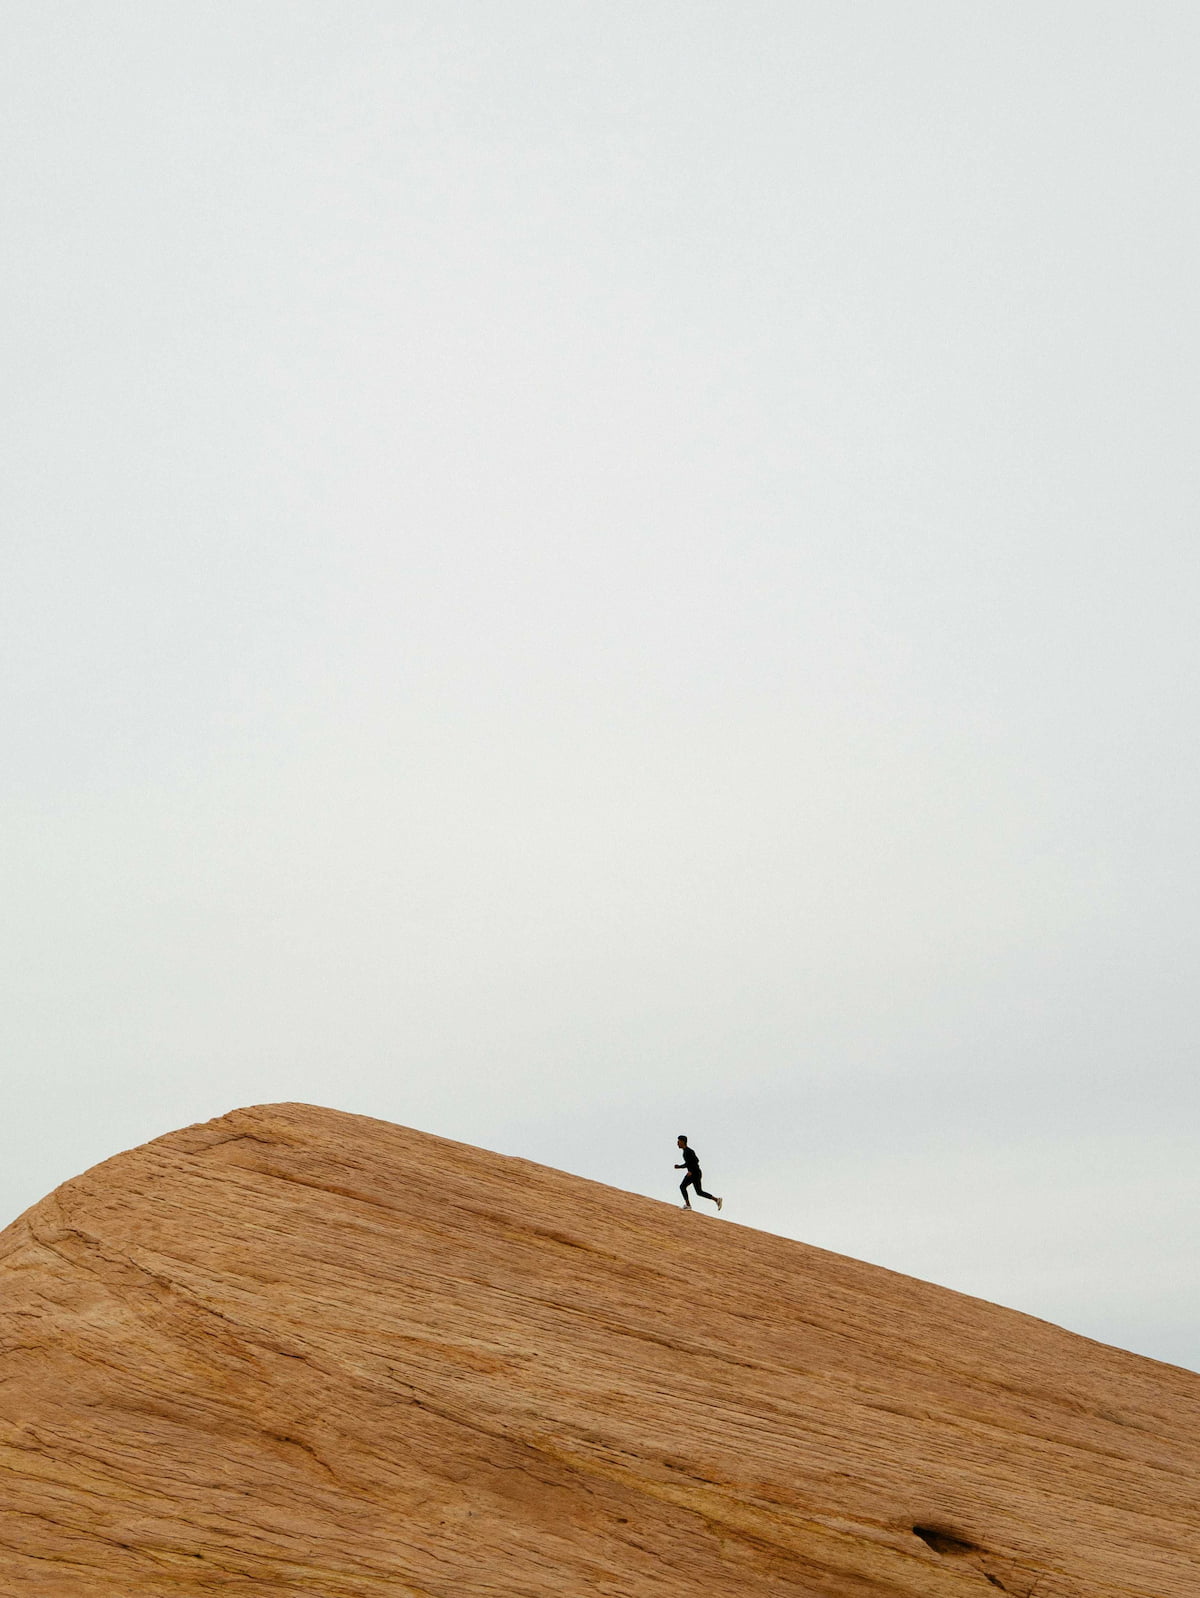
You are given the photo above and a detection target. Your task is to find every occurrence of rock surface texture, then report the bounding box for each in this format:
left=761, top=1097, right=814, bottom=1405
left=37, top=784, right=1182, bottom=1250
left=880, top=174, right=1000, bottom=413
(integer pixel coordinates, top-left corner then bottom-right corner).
left=1, top=1103, right=1197, bottom=1596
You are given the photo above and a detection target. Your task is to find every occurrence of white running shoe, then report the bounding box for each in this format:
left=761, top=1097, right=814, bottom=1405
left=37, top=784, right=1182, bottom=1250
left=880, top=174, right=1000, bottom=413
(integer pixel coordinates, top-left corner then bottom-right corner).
left=716, top=1197, right=724, bottom=1212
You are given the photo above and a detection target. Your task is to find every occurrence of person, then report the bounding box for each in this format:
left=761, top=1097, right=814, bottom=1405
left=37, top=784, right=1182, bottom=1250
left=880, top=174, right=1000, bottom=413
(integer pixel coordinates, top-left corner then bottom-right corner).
left=675, top=1136, right=723, bottom=1211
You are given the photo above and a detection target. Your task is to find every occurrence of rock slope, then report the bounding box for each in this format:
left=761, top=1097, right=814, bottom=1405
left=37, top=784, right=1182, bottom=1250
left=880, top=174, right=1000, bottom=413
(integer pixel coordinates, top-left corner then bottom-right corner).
left=1, top=1102, right=1197, bottom=1596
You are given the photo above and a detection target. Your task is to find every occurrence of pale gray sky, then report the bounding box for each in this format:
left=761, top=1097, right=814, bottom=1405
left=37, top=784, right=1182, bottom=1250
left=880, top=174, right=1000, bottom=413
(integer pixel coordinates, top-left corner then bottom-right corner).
left=3, top=3, right=1198, bottom=1368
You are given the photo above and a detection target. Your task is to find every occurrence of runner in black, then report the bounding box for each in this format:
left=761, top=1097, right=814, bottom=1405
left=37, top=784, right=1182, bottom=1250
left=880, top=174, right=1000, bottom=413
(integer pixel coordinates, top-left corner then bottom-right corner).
left=675, top=1136, right=723, bottom=1211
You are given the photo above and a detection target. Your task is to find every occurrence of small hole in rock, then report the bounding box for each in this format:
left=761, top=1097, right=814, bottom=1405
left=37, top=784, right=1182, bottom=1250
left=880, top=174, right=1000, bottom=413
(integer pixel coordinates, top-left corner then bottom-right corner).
left=913, top=1525, right=979, bottom=1557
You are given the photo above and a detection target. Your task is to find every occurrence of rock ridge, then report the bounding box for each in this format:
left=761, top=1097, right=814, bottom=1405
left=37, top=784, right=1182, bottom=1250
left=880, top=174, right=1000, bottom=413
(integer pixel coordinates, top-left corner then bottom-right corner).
left=0, top=1101, right=1197, bottom=1595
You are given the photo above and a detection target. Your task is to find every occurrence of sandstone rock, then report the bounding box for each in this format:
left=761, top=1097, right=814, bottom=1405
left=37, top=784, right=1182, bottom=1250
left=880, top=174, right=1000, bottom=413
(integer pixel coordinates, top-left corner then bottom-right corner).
left=0, top=1102, right=1197, bottom=1595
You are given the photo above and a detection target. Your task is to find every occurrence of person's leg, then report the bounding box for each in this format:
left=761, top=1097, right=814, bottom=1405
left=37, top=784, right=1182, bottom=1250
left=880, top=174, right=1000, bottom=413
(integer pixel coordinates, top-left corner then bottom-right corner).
left=693, top=1174, right=723, bottom=1210
left=680, top=1174, right=694, bottom=1208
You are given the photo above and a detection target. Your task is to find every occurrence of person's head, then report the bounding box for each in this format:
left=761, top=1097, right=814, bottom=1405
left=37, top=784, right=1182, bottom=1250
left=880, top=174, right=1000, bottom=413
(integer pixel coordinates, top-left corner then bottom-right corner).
left=677, top=1135, right=688, bottom=1148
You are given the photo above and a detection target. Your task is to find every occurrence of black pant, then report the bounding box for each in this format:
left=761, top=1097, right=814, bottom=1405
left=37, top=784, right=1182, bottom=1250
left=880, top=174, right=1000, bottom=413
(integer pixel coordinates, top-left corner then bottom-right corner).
left=681, top=1171, right=715, bottom=1205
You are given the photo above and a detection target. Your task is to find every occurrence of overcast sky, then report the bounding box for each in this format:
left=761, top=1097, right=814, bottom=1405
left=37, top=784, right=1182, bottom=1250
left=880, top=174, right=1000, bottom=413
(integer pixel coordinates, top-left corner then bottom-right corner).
left=3, top=3, right=1198, bottom=1371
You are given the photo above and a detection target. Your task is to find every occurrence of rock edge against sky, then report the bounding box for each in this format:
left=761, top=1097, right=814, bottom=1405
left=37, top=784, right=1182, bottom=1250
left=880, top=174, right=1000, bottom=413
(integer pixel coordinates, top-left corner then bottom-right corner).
left=1, top=1102, right=1197, bottom=1595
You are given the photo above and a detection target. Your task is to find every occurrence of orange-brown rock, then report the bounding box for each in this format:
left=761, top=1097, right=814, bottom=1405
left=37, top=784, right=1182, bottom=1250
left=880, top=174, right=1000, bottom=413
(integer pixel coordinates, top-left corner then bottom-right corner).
left=1, top=1103, right=1197, bottom=1596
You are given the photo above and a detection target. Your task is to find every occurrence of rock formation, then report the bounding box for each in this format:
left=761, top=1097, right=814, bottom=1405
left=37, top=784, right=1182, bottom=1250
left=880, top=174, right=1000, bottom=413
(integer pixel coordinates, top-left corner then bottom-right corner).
left=1, top=1102, right=1197, bottom=1595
